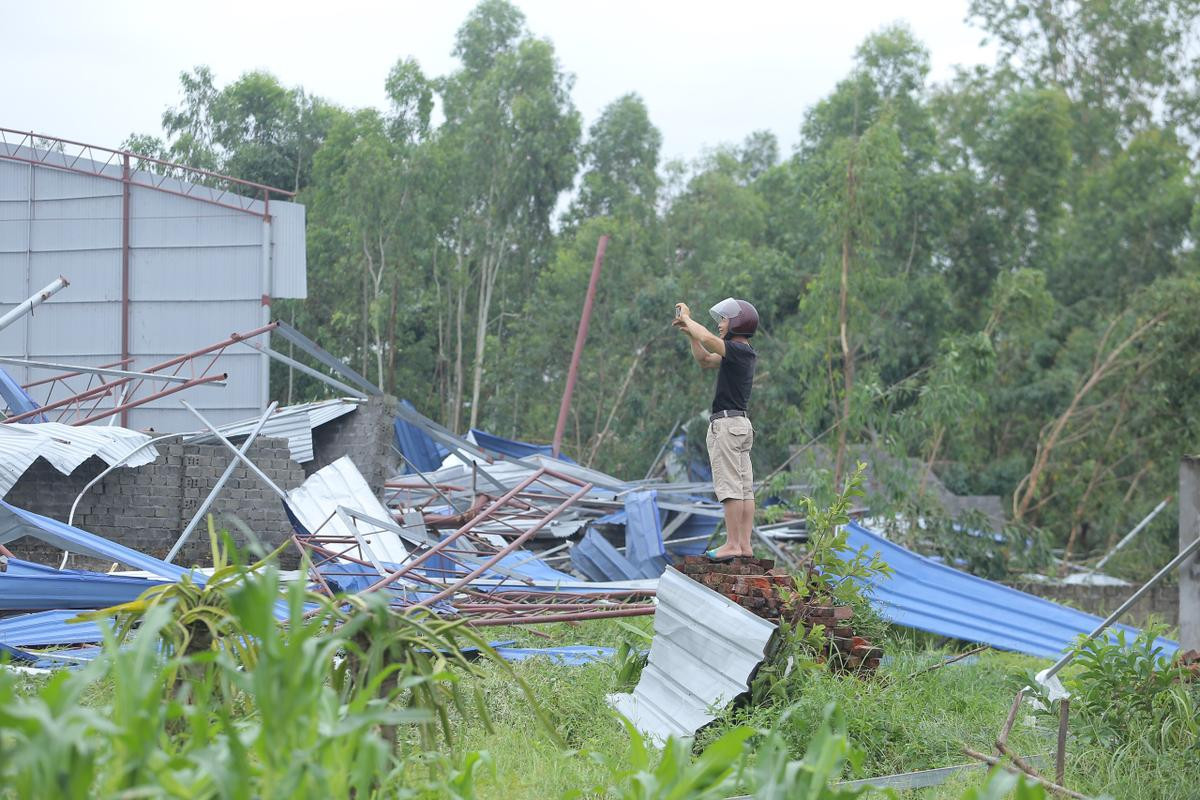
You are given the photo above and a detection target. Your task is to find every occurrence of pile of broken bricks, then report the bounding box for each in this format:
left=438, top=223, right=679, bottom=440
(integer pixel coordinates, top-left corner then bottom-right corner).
left=678, top=555, right=882, bottom=675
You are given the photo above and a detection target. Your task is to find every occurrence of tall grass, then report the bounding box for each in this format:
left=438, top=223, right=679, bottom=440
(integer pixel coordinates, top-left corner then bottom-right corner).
left=0, top=552, right=554, bottom=799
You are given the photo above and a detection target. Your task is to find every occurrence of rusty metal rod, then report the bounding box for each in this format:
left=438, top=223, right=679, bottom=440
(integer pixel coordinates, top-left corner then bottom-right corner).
left=552, top=234, right=608, bottom=458
left=1056, top=699, right=1070, bottom=786
left=4, top=321, right=277, bottom=424
left=70, top=373, right=227, bottom=426
left=411, top=481, right=594, bottom=608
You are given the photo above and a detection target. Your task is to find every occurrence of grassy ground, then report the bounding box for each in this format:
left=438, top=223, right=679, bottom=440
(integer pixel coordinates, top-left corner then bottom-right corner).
left=6, top=607, right=1194, bottom=798
left=446, top=618, right=1198, bottom=799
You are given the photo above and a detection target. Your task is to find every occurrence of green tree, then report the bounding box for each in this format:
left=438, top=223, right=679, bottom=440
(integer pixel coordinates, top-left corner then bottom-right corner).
left=437, top=0, right=581, bottom=431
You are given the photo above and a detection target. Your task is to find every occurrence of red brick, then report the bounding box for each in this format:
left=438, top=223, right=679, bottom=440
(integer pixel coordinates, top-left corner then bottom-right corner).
left=833, top=606, right=854, bottom=621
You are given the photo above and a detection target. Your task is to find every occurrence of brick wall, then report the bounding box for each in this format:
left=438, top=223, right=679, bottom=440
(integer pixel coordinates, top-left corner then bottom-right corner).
left=5, top=435, right=306, bottom=570
left=308, top=395, right=400, bottom=488
left=1007, top=581, right=1179, bottom=629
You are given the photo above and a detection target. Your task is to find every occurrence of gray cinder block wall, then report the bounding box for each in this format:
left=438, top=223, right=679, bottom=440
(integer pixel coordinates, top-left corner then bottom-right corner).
left=308, top=395, right=401, bottom=488
left=1007, top=581, right=1179, bottom=629
left=4, top=436, right=306, bottom=569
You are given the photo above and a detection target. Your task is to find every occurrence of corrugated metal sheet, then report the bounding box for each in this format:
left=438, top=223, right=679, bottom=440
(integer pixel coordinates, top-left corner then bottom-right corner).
left=0, top=501, right=191, bottom=580
left=571, top=528, right=644, bottom=582
left=609, top=567, right=777, bottom=741
left=0, top=143, right=307, bottom=431
left=624, top=490, right=668, bottom=577
left=286, top=456, right=409, bottom=563
left=0, top=569, right=166, bottom=611
left=0, top=422, right=157, bottom=496
left=27, top=302, right=122, bottom=356
left=184, top=399, right=358, bottom=463
left=131, top=247, right=262, bottom=301
left=271, top=201, right=307, bottom=298
left=843, top=521, right=1179, bottom=659
left=306, top=399, right=359, bottom=429
left=0, top=609, right=104, bottom=648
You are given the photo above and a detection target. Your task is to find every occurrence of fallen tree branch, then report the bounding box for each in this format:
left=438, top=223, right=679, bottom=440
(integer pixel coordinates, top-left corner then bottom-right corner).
left=963, top=746, right=1085, bottom=799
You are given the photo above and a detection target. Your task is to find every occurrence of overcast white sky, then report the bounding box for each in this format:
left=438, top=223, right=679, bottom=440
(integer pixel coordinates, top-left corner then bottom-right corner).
left=3, top=0, right=995, bottom=165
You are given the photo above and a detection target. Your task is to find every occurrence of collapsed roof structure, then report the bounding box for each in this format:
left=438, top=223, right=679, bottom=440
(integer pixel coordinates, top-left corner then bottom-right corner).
left=0, top=127, right=1185, bottom=747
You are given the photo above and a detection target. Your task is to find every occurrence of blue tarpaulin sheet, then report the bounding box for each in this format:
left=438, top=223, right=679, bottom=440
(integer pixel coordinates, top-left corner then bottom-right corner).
left=844, top=521, right=1178, bottom=659
left=623, top=490, right=668, bottom=578
left=0, top=367, right=45, bottom=423
left=469, top=428, right=576, bottom=464
left=394, top=400, right=448, bottom=472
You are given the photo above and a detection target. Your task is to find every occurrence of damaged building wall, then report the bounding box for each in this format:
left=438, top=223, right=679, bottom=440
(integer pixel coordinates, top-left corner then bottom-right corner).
left=5, top=436, right=306, bottom=569
left=308, top=395, right=401, bottom=489
left=1006, top=581, right=1179, bottom=629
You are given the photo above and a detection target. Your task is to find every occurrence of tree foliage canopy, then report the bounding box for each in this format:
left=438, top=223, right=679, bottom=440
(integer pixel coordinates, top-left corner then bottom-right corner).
left=130, top=0, right=1200, bottom=579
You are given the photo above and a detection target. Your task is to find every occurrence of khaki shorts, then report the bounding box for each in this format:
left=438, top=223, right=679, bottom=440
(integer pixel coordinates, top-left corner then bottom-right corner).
left=706, top=416, right=754, bottom=502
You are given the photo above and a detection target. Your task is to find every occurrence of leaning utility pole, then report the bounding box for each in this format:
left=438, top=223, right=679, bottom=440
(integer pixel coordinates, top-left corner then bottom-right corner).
left=551, top=234, right=608, bottom=459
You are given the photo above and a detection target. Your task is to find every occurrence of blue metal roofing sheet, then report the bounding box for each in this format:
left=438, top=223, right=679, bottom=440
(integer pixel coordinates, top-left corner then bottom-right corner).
left=0, top=366, right=44, bottom=421
left=623, top=490, right=668, bottom=578
left=570, top=528, right=643, bottom=582
left=844, top=521, right=1178, bottom=659
left=395, top=400, right=447, bottom=472
left=0, top=501, right=192, bottom=581
left=469, top=428, right=577, bottom=464
left=0, top=609, right=104, bottom=647
left=0, top=564, right=166, bottom=611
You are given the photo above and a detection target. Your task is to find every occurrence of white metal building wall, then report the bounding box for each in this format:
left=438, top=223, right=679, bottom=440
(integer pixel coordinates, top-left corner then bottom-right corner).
left=0, top=143, right=306, bottom=432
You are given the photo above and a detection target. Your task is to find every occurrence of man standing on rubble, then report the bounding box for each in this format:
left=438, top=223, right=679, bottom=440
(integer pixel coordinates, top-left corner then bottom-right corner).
left=673, top=298, right=759, bottom=562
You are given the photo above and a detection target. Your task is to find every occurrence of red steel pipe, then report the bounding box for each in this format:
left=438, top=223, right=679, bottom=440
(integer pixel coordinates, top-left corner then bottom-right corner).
left=121, top=152, right=131, bottom=427
left=3, top=322, right=277, bottom=424
left=551, top=234, right=608, bottom=458
left=70, top=373, right=227, bottom=426
left=410, top=481, right=594, bottom=609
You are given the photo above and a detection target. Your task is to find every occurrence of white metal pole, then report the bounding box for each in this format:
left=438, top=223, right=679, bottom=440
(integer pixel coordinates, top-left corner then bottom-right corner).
left=165, top=401, right=278, bottom=563
left=180, top=400, right=289, bottom=502
left=260, top=218, right=272, bottom=412
left=1181, top=456, right=1200, bottom=650
left=0, top=275, right=69, bottom=333
left=1043, top=529, right=1200, bottom=681
left=1091, top=496, right=1173, bottom=573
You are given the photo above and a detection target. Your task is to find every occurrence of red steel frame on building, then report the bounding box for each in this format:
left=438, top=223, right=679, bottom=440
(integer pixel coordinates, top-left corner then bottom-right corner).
left=0, top=128, right=295, bottom=426
left=2, top=322, right=279, bottom=427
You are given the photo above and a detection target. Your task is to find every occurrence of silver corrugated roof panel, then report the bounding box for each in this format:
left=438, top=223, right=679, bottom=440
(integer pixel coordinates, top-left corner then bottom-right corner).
left=286, top=456, right=408, bottom=563
left=0, top=422, right=158, bottom=497
left=608, top=567, right=776, bottom=741
left=184, top=399, right=358, bottom=463
left=304, top=398, right=358, bottom=429
left=270, top=201, right=307, bottom=299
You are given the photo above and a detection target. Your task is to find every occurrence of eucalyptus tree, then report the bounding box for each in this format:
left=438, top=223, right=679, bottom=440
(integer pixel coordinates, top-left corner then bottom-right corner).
left=435, top=0, right=581, bottom=432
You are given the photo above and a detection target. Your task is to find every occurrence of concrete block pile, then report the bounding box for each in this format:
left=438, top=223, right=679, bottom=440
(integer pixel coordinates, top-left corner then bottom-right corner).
left=678, top=554, right=882, bottom=675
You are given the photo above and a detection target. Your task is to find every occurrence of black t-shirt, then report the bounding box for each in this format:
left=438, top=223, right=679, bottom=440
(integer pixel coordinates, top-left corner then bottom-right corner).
left=712, top=340, right=756, bottom=413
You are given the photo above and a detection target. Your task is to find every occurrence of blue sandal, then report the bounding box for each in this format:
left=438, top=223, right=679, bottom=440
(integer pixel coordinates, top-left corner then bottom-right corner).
left=705, top=548, right=738, bottom=563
